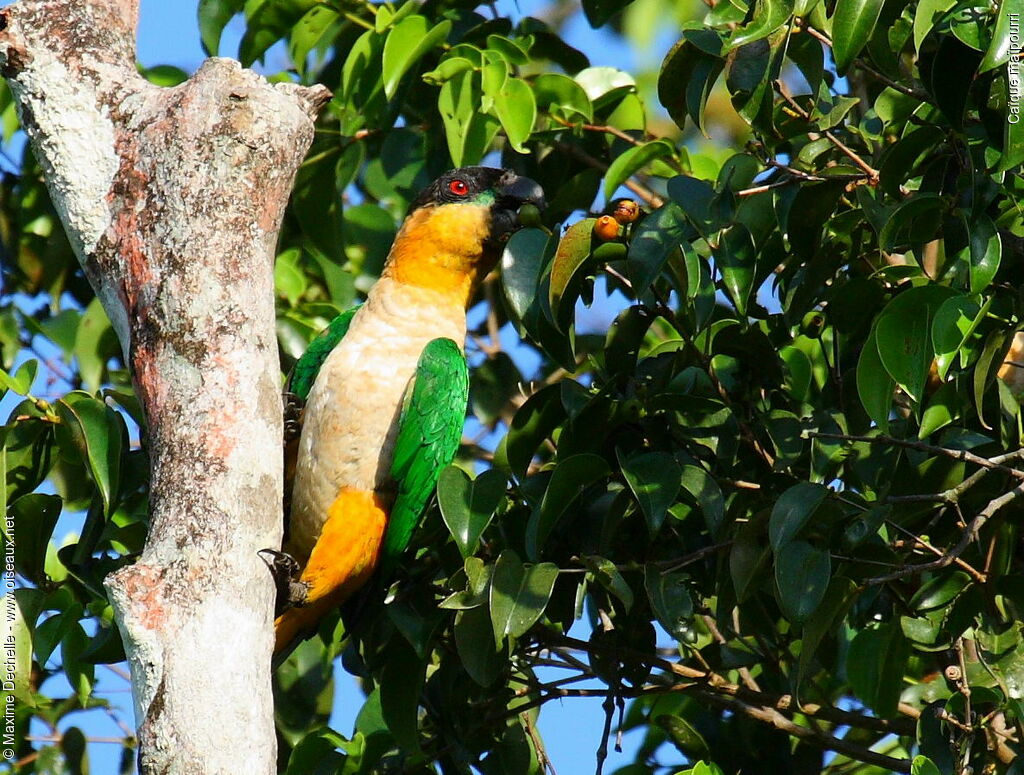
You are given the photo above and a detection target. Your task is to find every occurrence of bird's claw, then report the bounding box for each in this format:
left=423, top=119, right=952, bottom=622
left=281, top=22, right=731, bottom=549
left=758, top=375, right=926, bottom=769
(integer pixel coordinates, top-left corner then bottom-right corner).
left=282, top=391, right=304, bottom=443
left=258, top=548, right=310, bottom=614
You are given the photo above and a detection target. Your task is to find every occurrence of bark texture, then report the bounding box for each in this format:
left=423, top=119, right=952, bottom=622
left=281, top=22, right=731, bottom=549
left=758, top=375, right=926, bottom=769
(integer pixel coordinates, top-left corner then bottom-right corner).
left=0, top=1, right=330, bottom=772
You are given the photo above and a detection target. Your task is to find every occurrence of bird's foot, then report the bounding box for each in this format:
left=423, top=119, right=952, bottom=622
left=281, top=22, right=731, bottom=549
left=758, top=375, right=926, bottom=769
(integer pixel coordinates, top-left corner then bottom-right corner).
left=282, top=391, right=303, bottom=443
left=258, top=548, right=310, bottom=614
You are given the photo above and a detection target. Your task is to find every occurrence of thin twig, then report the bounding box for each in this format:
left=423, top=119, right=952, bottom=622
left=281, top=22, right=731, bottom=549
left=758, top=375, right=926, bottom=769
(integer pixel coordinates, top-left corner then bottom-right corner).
left=774, top=81, right=879, bottom=184
left=540, top=630, right=915, bottom=736
left=522, top=711, right=558, bottom=775
left=805, top=432, right=1024, bottom=480
left=866, top=482, right=1024, bottom=585
left=795, top=23, right=930, bottom=101
left=657, top=541, right=732, bottom=574
left=885, top=521, right=986, bottom=583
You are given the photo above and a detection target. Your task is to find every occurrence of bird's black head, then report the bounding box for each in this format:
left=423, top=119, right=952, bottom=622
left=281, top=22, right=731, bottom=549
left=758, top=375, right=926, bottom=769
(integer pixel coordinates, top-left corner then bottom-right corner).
left=384, top=167, right=545, bottom=305
left=409, top=166, right=546, bottom=246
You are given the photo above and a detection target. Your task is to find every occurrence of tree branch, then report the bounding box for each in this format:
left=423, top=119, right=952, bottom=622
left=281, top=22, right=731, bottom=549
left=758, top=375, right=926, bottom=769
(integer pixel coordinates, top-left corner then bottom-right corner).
left=0, top=1, right=330, bottom=773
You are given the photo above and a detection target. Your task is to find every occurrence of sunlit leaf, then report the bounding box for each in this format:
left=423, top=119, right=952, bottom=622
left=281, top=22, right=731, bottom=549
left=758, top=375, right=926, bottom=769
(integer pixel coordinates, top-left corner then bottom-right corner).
left=831, top=0, right=885, bottom=73
left=489, top=550, right=559, bottom=643
left=438, top=466, right=507, bottom=557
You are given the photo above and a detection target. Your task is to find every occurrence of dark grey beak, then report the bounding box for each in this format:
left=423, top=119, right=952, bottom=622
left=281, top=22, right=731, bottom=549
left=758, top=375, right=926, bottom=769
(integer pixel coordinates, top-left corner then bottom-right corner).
left=497, top=171, right=546, bottom=210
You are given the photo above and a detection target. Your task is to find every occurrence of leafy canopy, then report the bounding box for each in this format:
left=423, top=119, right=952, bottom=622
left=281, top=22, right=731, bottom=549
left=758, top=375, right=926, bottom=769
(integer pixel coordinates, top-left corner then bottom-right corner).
left=5, top=0, right=1024, bottom=773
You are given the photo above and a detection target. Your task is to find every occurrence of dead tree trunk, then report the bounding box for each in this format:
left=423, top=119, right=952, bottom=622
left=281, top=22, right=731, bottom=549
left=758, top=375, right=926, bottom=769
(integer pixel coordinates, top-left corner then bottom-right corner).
left=0, top=1, right=329, bottom=772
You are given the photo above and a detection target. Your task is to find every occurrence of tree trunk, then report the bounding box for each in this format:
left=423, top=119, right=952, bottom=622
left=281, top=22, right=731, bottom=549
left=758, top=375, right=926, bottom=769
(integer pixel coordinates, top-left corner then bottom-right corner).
left=0, top=1, right=329, bottom=772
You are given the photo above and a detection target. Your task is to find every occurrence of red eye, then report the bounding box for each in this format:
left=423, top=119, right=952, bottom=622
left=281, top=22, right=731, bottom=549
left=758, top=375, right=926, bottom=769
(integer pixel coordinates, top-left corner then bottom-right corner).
left=448, top=179, right=469, bottom=196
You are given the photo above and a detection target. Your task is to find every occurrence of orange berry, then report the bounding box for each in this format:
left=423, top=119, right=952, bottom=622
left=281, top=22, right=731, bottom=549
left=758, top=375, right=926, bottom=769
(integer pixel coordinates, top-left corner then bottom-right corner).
left=594, top=215, right=620, bottom=241
left=611, top=199, right=640, bottom=224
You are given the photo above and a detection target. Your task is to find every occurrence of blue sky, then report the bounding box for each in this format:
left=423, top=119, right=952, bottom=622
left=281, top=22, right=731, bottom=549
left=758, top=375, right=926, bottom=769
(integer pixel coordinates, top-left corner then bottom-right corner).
left=10, top=1, right=682, bottom=772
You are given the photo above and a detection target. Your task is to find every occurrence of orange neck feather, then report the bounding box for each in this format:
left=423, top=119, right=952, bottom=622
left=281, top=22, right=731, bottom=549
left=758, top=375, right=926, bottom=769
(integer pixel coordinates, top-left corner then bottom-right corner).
left=382, top=204, right=497, bottom=308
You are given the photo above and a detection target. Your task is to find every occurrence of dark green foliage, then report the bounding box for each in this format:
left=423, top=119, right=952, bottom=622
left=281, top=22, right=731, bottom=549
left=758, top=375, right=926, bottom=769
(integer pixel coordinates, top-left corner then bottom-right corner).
left=7, top=0, right=1024, bottom=773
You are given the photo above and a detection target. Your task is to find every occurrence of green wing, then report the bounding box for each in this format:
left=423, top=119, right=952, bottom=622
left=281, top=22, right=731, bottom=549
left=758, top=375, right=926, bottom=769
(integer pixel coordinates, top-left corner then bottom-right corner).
left=381, top=337, right=469, bottom=576
left=287, top=305, right=361, bottom=401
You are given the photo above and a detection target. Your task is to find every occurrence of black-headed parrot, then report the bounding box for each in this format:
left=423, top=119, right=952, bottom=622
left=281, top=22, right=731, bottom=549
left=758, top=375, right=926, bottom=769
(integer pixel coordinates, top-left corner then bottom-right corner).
left=269, top=167, right=544, bottom=653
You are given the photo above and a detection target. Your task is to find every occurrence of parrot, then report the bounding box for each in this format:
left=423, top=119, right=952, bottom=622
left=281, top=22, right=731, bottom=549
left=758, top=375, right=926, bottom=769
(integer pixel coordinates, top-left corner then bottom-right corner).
left=267, top=166, right=545, bottom=654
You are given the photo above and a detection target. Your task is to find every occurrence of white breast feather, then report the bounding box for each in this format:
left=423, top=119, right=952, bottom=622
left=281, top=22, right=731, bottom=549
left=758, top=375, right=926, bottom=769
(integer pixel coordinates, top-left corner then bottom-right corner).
left=285, top=278, right=466, bottom=563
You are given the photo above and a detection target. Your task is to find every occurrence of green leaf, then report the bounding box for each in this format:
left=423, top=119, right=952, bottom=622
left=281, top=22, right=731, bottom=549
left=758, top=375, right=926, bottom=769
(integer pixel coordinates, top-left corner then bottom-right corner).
left=532, top=73, right=593, bottom=122
left=932, top=295, right=985, bottom=379
left=919, top=382, right=958, bottom=437
left=198, top=0, right=244, bottom=56
left=831, top=0, right=885, bottom=73
left=8, top=493, right=61, bottom=585
left=528, top=453, right=610, bottom=558
left=774, top=539, right=831, bottom=623
left=274, top=248, right=306, bottom=306
left=618, top=450, right=682, bottom=535
left=60, top=727, right=87, bottom=775
left=680, top=465, right=725, bottom=535
left=604, top=140, right=675, bottom=199
left=626, top=203, right=693, bottom=292
left=659, top=31, right=725, bottom=135
left=34, top=602, right=83, bottom=667
left=491, top=77, right=536, bottom=153
left=980, top=0, right=1024, bottom=70
left=379, top=639, right=423, bottom=752
left=787, top=181, right=845, bottom=258
left=667, top=175, right=717, bottom=238
left=878, top=126, right=946, bottom=199
left=0, top=358, right=37, bottom=395
left=645, top=566, right=694, bottom=641
left=728, top=0, right=794, bottom=49
left=797, top=577, right=857, bottom=687
left=656, top=714, right=711, bottom=759
left=62, top=623, right=95, bottom=707
left=56, top=393, right=124, bottom=517
left=382, top=16, right=451, bottom=99
left=680, top=763, right=725, bottom=775
left=769, top=482, right=828, bottom=549
left=500, top=384, right=566, bottom=479
left=965, top=215, right=1002, bottom=294
left=857, top=322, right=895, bottom=430
left=423, top=55, right=475, bottom=84
left=549, top=218, right=596, bottom=329
left=583, top=555, right=634, bottom=610
left=913, top=0, right=957, bottom=51
left=909, top=570, right=972, bottom=612
left=582, top=0, right=638, bottom=26
left=847, top=621, right=910, bottom=717
left=455, top=606, right=505, bottom=687
left=39, top=309, right=81, bottom=356
left=285, top=730, right=347, bottom=775
left=911, top=755, right=943, bottom=775
left=716, top=224, right=757, bottom=315
left=486, top=35, right=530, bottom=66
left=1000, top=72, right=1024, bottom=170
left=3, top=407, right=56, bottom=503
left=4, top=590, right=34, bottom=703
left=489, top=550, right=559, bottom=644
left=975, top=329, right=1009, bottom=429
left=501, top=227, right=555, bottom=328
left=438, top=71, right=501, bottom=166
left=289, top=6, right=340, bottom=76
left=875, top=285, right=956, bottom=402
left=440, top=556, right=493, bottom=610
left=438, top=466, right=507, bottom=557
